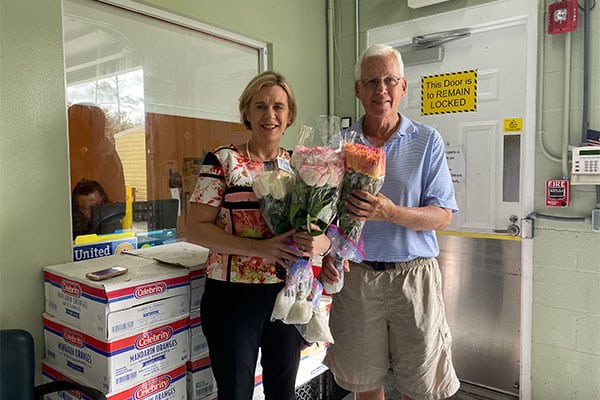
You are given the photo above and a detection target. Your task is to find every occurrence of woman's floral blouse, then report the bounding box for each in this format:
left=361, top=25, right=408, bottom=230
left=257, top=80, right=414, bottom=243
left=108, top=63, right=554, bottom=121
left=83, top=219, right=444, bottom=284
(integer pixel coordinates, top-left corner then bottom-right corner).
left=190, top=145, right=289, bottom=284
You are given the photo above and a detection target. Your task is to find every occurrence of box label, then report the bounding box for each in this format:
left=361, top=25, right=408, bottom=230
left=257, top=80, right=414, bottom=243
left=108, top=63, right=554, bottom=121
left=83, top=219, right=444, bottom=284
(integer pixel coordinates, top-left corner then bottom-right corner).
left=73, top=237, right=137, bottom=262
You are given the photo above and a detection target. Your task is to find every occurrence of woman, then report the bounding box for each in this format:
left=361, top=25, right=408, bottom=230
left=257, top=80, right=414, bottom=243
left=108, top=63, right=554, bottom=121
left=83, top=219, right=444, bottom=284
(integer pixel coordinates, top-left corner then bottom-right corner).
left=71, top=179, right=108, bottom=239
left=186, top=71, right=331, bottom=400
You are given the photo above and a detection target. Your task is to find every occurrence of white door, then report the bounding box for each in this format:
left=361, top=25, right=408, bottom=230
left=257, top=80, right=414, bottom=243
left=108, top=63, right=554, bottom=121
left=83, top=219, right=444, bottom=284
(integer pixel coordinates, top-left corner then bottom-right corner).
left=369, top=4, right=537, bottom=233
left=368, top=1, right=537, bottom=399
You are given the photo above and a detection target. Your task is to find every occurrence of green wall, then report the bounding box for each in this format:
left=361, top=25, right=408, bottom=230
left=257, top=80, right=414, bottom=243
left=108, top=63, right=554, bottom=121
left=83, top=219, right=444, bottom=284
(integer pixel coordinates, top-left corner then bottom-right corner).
left=1, top=0, right=73, bottom=381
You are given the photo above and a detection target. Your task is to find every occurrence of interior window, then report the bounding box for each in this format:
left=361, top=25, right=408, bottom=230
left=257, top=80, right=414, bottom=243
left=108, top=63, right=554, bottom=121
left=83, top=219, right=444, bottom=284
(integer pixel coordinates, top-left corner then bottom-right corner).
left=63, top=0, right=267, bottom=257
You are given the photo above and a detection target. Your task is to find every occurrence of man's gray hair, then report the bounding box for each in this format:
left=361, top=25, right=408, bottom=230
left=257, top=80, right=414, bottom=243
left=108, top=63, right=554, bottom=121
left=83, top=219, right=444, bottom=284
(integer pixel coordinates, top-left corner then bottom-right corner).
left=354, top=44, right=404, bottom=81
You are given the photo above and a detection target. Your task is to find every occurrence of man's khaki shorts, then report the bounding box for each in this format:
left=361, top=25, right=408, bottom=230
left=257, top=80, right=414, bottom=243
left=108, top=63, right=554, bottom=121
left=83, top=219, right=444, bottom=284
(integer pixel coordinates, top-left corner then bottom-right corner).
left=323, top=258, right=460, bottom=400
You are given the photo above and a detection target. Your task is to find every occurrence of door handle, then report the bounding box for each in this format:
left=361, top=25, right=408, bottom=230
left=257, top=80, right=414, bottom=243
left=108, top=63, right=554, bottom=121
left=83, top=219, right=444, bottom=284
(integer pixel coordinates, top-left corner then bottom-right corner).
left=493, top=215, right=521, bottom=236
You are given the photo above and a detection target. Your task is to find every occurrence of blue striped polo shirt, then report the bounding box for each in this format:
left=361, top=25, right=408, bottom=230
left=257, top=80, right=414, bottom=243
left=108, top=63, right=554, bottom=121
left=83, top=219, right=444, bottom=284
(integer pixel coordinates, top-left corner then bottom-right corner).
left=342, top=114, right=458, bottom=262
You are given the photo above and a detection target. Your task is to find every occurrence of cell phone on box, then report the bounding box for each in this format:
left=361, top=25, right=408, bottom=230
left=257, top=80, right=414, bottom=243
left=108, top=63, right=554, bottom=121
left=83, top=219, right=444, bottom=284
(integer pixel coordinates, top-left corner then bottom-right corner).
left=85, top=266, right=128, bottom=281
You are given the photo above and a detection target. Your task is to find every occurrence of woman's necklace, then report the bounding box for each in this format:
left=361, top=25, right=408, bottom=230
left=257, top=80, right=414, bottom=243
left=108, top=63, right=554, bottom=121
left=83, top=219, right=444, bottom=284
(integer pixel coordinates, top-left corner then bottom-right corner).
left=246, top=140, right=282, bottom=162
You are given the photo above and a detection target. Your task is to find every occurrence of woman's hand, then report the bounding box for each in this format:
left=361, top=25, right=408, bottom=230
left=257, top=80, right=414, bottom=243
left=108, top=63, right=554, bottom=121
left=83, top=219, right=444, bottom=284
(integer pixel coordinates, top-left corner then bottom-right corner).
left=292, top=224, right=331, bottom=257
left=255, top=230, right=303, bottom=268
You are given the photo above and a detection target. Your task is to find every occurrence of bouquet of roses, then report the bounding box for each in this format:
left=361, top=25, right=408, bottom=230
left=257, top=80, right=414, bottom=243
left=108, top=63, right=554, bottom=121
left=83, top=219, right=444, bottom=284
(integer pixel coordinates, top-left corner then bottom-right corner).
left=322, top=139, right=386, bottom=294
left=289, top=140, right=344, bottom=235
left=269, top=124, right=344, bottom=334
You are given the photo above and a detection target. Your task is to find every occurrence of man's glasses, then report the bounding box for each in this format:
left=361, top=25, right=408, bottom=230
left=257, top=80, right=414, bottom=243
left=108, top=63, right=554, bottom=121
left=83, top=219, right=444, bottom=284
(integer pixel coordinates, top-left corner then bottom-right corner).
left=361, top=76, right=401, bottom=90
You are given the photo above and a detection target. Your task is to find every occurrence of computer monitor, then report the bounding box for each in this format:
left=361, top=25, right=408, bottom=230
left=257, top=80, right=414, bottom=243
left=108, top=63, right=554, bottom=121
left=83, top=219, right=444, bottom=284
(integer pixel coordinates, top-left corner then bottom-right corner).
left=131, top=199, right=179, bottom=231
left=89, top=202, right=126, bottom=235
left=147, top=199, right=179, bottom=231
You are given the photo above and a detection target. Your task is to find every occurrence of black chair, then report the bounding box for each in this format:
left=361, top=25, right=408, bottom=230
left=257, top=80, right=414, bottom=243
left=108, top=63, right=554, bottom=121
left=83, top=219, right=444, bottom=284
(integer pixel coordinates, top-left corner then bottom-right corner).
left=0, top=329, right=106, bottom=400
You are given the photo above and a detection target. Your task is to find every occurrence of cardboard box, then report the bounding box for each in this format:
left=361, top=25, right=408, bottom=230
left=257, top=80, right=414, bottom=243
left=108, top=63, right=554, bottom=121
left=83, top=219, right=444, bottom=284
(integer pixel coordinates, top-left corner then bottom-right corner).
left=73, top=235, right=138, bottom=262
left=123, top=241, right=209, bottom=310
left=43, top=313, right=189, bottom=393
left=42, top=360, right=187, bottom=400
left=252, top=343, right=329, bottom=400
left=295, top=342, right=329, bottom=387
left=189, top=309, right=209, bottom=360
left=44, top=254, right=190, bottom=340
left=186, top=356, right=217, bottom=400
left=123, top=242, right=209, bottom=269
left=189, top=266, right=205, bottom=311
left=198, top=393, right=218, bottom=400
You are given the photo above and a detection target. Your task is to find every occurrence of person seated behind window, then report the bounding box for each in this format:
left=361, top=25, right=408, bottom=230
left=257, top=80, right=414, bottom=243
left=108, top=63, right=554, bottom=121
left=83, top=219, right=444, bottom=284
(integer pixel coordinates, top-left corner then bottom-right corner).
left=68, top=103, right=126, bottom=203
left=71, top=179, right=107, bottom=239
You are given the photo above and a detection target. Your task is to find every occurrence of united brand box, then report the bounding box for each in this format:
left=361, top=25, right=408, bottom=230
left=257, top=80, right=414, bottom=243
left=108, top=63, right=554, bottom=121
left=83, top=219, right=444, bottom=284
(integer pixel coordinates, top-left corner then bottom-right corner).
left=73, top=235, right=138, bottom=261
left=44, top=254, right=190, bottom=340
left=42, top=360, right=187, bottom=400
left=43, top=313, right=189, bottom=393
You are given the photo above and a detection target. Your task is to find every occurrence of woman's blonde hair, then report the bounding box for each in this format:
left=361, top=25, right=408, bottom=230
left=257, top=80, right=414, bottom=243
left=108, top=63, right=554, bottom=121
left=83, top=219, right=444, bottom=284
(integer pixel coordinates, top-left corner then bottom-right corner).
left=239, top=71, right=297, bottom=129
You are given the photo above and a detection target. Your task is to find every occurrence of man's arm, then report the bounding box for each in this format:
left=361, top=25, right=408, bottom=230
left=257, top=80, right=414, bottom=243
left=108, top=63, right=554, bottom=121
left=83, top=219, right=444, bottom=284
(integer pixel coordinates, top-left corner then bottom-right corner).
left=345, top=189, right=452, bottom=231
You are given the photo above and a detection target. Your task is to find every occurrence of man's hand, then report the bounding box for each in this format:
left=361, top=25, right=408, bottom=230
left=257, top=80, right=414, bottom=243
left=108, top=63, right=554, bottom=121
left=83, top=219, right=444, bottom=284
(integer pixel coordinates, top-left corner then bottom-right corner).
left=318, top=255, right=349, bottom=284
left=346, top=189, right=394, bottom=222
left=346, top=189, right=453, bottom=231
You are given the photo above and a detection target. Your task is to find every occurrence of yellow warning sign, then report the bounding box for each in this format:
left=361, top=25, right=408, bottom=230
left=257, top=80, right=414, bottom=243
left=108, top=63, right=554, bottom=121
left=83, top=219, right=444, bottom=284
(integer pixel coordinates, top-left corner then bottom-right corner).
left=421, top=70, right=477, bottom=115
left=503, top=118, right=523, bottom=132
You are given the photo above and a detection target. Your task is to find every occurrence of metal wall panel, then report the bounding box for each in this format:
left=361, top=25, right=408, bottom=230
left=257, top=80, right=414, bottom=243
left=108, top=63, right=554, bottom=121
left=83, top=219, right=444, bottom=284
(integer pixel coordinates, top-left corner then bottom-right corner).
left=438, top=234, right=521, bottom=396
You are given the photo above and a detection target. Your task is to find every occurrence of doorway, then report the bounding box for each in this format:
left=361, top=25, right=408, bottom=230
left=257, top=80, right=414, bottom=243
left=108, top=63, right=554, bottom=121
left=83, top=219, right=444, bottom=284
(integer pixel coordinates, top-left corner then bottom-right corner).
left=367, top=1, right=538, bottom=399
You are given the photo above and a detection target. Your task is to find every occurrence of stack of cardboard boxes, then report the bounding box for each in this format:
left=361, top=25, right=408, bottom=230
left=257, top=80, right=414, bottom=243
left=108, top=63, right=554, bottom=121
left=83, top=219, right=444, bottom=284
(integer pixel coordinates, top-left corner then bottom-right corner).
left=125, top=242, right=217, bottom=400
left=41, top=242, right=216, bottom=400
left=41, top=241, right=330, bottom=400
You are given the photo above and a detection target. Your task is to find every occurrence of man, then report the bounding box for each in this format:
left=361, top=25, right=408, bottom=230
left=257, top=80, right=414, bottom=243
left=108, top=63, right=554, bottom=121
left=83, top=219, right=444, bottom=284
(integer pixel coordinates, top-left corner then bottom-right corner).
left=321, top=44, right=460, bottom=400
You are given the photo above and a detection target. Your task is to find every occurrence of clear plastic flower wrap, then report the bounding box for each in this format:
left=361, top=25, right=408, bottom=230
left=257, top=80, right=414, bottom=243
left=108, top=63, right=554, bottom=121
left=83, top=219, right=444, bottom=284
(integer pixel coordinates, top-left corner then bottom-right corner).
left=288, top=124, right=345, bottom=235
left=323, top=136, right=387, bottom=294
left=252, top=168, right=296, bottom=235
left=269, top=121, right=344, bottom=330
left=271, top=257, right=314, bottom=325
left=293, top=279, right=334, bottom=344
left=301, top=306, right=334, bottom=344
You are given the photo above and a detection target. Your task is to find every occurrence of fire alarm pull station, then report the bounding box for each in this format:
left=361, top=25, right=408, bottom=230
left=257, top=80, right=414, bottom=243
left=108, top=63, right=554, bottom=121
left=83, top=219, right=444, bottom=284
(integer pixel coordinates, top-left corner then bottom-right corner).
left=548, top=0, right=578, bottom=34
left=545, top=179, right=570, bottom=207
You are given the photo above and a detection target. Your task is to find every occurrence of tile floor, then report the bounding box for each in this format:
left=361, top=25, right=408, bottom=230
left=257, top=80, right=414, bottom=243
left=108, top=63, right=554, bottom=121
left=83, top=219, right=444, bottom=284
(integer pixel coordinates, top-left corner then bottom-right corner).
left=338, top=380, right=497, bottom=400
left=321, top=369, right=510, bottom=400
left=340, top=387, right=491, bottom=400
